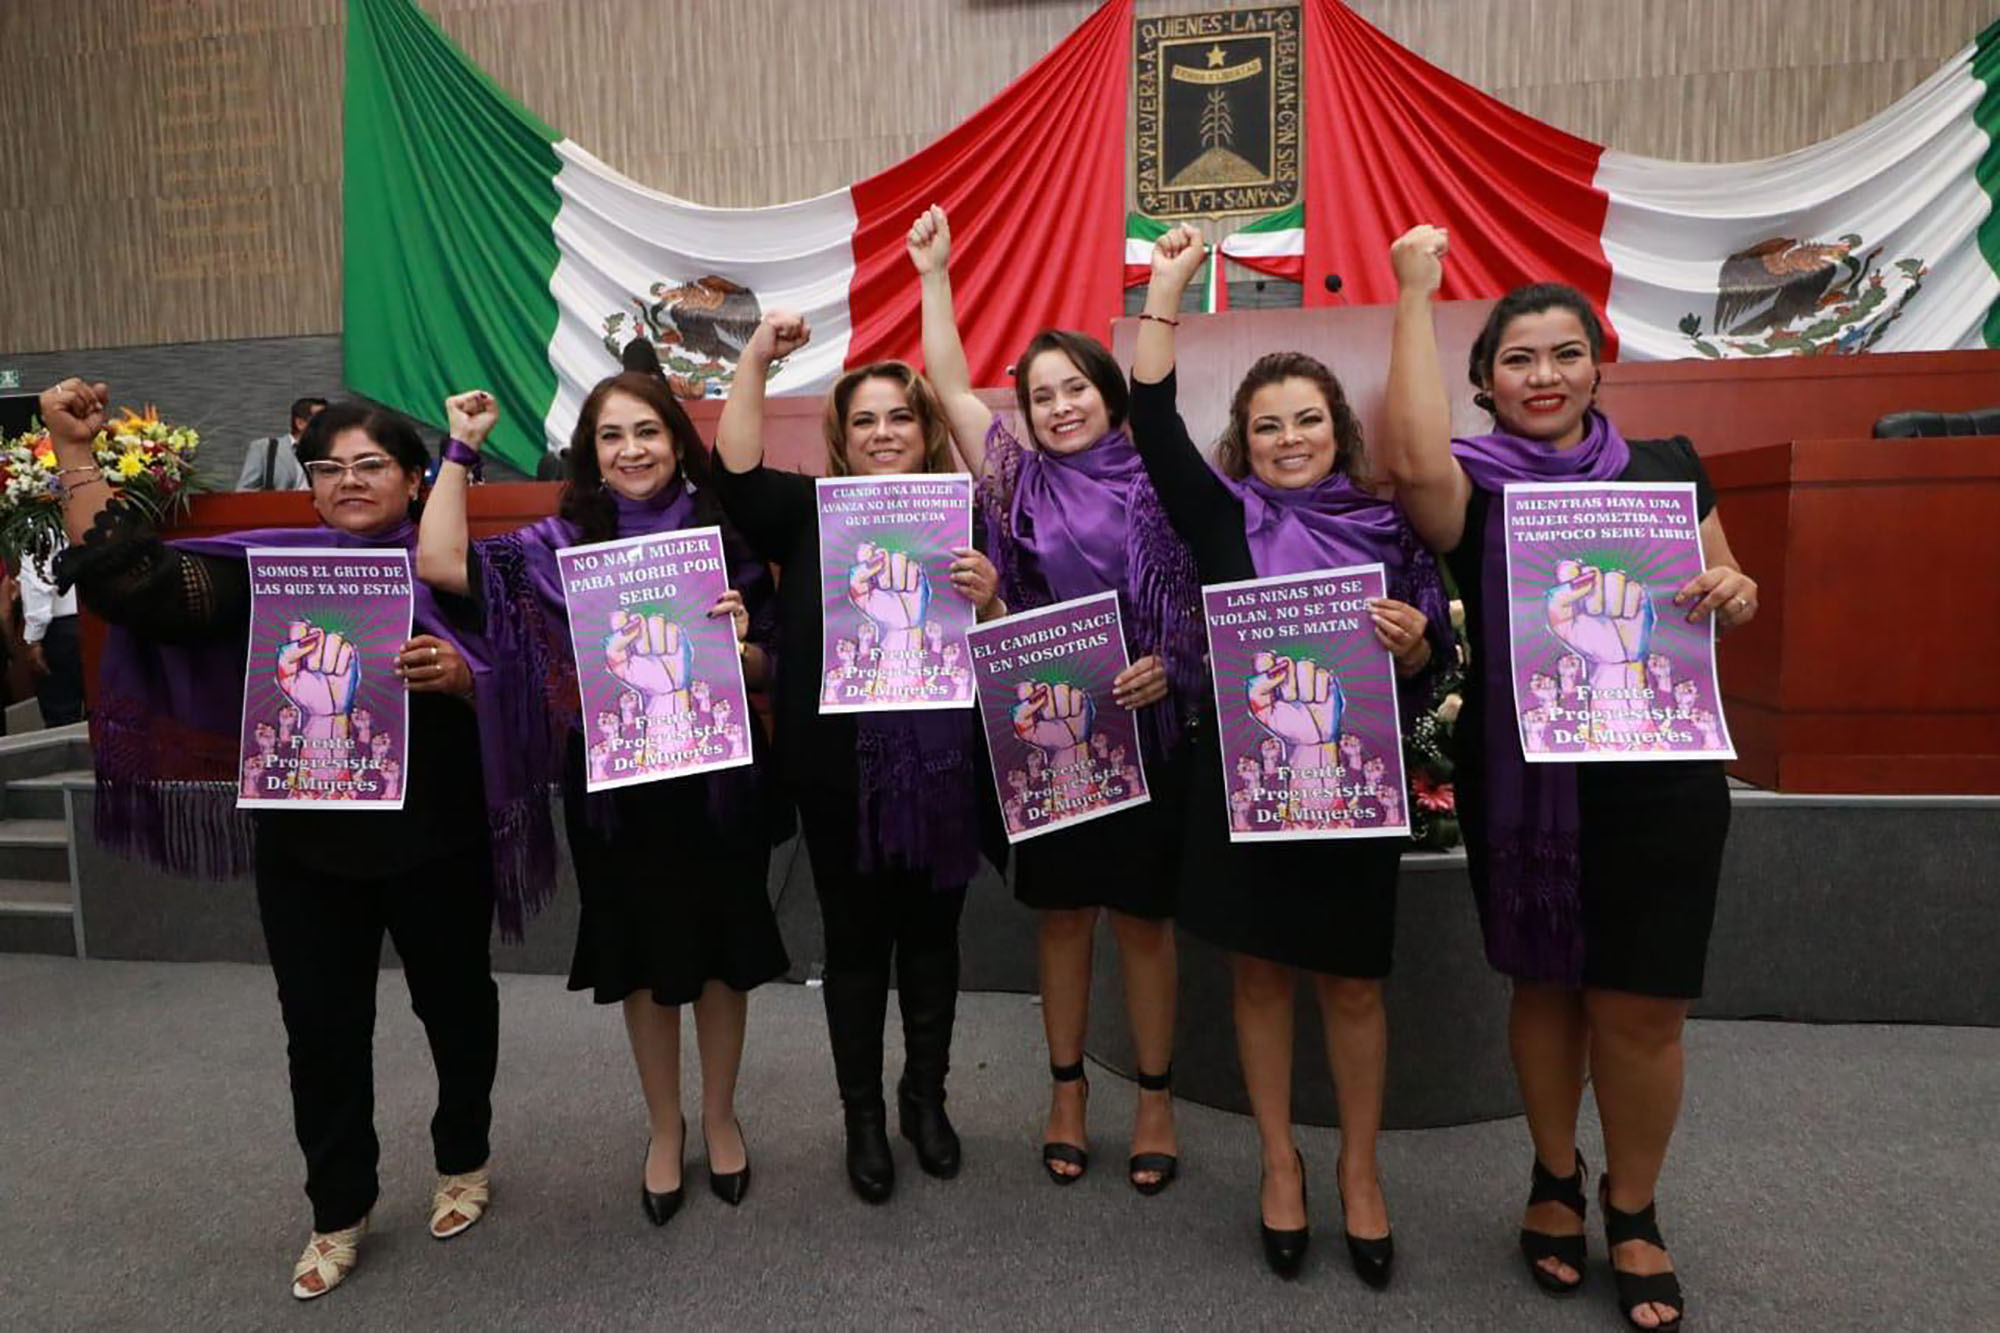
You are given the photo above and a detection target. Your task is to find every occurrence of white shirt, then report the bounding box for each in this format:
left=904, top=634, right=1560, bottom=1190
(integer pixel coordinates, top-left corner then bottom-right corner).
left=20, top=547, right=76, bottom=644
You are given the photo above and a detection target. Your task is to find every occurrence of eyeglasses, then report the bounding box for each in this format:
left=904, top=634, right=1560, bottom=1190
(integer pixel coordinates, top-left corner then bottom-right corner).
left=302, top=456, right=400, bottom=485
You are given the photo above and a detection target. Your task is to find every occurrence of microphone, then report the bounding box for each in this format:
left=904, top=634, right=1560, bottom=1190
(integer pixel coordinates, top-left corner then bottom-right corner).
left=1324, top=274, right=1348, bottom=305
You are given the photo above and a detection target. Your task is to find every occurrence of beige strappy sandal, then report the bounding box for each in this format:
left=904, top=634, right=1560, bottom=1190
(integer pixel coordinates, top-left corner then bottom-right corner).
left=291, top=1216, right=367, bottom=1300
left=430, top=1165, right=491, bottom=1239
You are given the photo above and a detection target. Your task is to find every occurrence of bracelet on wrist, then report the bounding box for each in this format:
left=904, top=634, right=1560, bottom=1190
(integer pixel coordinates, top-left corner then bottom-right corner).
left=1138, top=312, right=1180, bottom=327
left=441, top=437, right=482, bottom=469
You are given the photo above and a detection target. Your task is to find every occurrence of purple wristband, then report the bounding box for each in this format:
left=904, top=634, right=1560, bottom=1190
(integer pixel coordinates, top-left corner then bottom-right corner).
left=442, top=438, right=481, bottom=469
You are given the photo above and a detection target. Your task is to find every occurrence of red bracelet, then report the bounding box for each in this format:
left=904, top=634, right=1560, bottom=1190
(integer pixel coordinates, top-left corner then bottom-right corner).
left=1138, top=312, right=1181, bottom=327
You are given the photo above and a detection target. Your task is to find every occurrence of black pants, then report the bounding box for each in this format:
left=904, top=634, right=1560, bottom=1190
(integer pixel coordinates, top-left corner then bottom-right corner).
left=33, top=615, right=85, bottom=727
left=797, top=791, right=967, bottom=1105
left=256, top=844, right=499, bottom=1232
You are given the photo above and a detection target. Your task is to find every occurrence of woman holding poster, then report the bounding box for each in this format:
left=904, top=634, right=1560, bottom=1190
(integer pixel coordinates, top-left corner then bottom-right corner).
left=417, top=364, right=789, bottom=1228
left=40, top=380, right=541, bottom=1300
left=908, top=205, right=1202, bottom=1195
left=1380, top=228, right=1757, bottom=1332
left=712, top=313, right=1004, bottom=1205
left=1131, top=229, right=1451, bottom=1286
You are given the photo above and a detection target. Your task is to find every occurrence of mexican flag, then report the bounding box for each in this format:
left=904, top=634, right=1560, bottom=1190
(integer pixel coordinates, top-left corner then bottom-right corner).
left=1220, top=203, right=1305, bottom=284
left=1124, top=212, right=1227, bottom=312
left=344, top=0, right=1131, bottom=474
left=1304, top=0, right=2000, bottom=358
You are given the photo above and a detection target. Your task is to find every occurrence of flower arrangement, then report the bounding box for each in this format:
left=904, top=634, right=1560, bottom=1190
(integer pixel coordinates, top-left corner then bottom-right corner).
left=1403, top=598, right=1465, bottom=851
left=0, top=405, right=202, bottom=568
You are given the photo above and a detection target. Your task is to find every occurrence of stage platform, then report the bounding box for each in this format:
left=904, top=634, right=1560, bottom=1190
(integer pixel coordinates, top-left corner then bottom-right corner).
left=49, top=778, right=2000, bottom=1129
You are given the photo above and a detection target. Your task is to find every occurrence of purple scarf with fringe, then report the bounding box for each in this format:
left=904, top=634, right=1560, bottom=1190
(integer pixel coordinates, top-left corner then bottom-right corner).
left=1452, top=408, right=1632, bottom=985
left=1227, top=468, right=1453, bottom=724
left=475, top=479, right=765, bottom=834
left=90, top=519, right=556, bottom=941
left=978, top=417, right=1205, bottom=763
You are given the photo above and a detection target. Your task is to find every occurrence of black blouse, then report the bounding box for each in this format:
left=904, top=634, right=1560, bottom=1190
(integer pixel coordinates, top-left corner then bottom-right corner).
left=60, top=501, right=490, bottom=879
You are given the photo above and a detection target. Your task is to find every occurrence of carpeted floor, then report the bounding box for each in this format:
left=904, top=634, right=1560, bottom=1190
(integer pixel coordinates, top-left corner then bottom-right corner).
left=2, top=954, right=1995, bottom=1331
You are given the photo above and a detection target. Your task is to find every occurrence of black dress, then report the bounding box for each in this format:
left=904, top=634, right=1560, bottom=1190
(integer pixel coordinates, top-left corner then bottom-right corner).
left=462, top=541, right=789, bottom=1008
left=976, top=419, right=1195, bottom=921
left=1129, top=372, right=1436, bottom=978
left=1447, top=436, right=1730, bottom=999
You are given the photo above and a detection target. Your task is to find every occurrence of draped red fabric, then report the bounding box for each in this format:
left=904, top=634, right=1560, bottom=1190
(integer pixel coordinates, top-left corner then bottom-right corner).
left=1302, top=0, right=1619, bottom=353
left=846, top=1, right=1132, bottom=382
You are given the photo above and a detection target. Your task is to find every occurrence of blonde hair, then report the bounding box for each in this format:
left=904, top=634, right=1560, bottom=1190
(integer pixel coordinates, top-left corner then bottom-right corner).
left=821, top=361, right=956, bottom=476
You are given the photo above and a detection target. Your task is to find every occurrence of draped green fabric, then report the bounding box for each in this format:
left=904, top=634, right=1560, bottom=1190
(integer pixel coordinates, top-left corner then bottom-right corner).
left=1975, top=19, right=2000, bottom=347
left=343, top=0, right=563, bottom=476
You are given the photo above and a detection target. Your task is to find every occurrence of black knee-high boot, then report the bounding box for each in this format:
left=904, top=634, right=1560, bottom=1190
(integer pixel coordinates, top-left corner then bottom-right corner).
left=823, top=968, right=895, bottom=1202
left=895, top=943, right=963, bottom=1179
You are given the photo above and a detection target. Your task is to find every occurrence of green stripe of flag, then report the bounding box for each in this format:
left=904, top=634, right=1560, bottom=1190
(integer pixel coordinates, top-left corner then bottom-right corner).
left=1974, top=18, right=2000, bottom=347
left=344, top=0, right=565, bottom=475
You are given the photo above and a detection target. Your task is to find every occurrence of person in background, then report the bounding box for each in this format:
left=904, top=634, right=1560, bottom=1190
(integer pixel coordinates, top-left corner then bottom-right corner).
left=20, top=539, right=85, bottom=725
left=237, top=396, right=329, bottom=491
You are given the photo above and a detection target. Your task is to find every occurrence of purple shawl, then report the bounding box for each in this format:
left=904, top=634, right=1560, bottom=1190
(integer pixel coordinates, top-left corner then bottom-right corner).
left=1226, top=468, right=1453, bottom=724
left=1452, top=408, right=1632, bottom=985
left=90, top=518, right=556, bottom=940
left=978, top=417, right=1206, bottom=762
left=473, top=480, right=766, bottom=834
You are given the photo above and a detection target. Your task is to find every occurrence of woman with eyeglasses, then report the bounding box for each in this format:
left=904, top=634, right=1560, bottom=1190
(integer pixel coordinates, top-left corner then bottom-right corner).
left=41, top=378, right=547, bottom=1301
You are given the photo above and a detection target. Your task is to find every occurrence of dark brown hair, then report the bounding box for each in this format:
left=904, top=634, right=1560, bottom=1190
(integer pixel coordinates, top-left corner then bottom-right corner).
left=1468, top=282, right=1606, bottom=412
left=821, top=361, right=956, bottom=476
left=1216, top=351, right=1365, bottom=482
left=560, top=372, right=729, bottom=544
left=1011, top=330, right=1128, bottom=447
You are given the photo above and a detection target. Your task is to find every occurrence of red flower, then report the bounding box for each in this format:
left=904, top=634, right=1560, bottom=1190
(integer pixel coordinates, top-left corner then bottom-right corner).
left=1413, top=774, right=1455, bottom=814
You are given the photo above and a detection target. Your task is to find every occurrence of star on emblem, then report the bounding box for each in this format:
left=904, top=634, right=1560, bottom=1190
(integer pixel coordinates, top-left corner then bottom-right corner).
left=1206, top=44, right=1227, bottom=67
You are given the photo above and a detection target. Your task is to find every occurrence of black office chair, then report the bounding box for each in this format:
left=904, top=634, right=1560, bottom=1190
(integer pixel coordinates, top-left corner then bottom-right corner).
left=1872, top=407, right=2000, bottom=438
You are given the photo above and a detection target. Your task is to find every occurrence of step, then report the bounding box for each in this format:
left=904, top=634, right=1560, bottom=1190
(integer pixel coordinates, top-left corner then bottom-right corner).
left=0, top=819, right=73, bottom=884
left=0, top=725, right=91, bottom=785
left=4, top=770, right=89, bottom=821
left=0, top=878, right=74, bottom=957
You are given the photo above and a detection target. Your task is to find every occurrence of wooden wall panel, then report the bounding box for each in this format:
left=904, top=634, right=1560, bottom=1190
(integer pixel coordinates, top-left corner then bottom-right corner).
left=1, top=0, right=1987, bottom=355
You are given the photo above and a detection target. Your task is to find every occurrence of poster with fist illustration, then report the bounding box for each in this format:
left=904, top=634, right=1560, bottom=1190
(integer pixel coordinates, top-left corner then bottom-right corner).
left=1502, top=482, right=1735, bottom=762
left=558, top=525, right=753, bottom=792
left=1203, top=564, right=1410, bottom=842
left=965, top=592, right=1150, bottom=843
left=239, top=549, right=413, bottom=809
left=816, top=474, right=975, bottom=714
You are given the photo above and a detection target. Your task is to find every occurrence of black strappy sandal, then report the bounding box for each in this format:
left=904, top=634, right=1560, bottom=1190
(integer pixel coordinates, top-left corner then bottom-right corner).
left=1127, top=1064, right=1179, bottom=1196
left=1518, top=1150, right=1588, bottom=1295
left=1600, top=1177, right=1685, bottom=1331
left=1041, top=1061, right=1089, bottom=1185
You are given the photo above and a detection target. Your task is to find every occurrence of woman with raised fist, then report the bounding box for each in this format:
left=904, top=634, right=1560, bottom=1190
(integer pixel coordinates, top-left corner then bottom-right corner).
left=1130, top=227, right=1450, bottom=1288
left=711, top=314, right=1006, bottom=1204
left=415, top=363, right=789, bottom=1231
left=1379, top=225, right=1753, bottom=1332
left=43, top=379, right=532, bottom=1300
left=908, top=204, right=1203, bottom=1197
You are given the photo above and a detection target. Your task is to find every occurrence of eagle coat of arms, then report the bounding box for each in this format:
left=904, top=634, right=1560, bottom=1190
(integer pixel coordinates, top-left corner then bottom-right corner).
left=1677, top=235, right=1928, bottom=357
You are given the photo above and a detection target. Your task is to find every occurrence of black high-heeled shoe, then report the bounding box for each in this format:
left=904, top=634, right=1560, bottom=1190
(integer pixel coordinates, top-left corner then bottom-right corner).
left=1127, top=1064, right=1179, bottom=1197
left=1336, top=1172, right=1395, bottom=1290
left=703, top=1115, right=751, bottom=1207
left=1041, top=1060, right=1089, bottom=1186
left=1259, top=1149, right=1310, bottom=1279
left=1601, top=1176, right=1685, bottom=1332
left=843, top=1098, right=896, bottom=1204
left=640, top=1117, right=685, bottom=1227
left=1519, top=1150, right=1588, bottom=1295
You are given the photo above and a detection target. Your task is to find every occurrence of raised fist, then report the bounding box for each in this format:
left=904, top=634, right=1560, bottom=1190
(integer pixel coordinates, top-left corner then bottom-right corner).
left=1246, top=651, right=1344, bottom=750
left=1012, top=681, right=1095, bottom=760
left=748, top=309, right=811, bottom=365
left=1548, top=561, right=1653, bottom=667
left=1151, top=224, right=1208, bottom=289
left=275, top=621, right=359, bottom=724
left=847, top=542, right=930, bottom=634
left=604, top=609, right=693, bottom=719
left=444, top=390, right=498, bottom=448
left=906, top=204, right=950, bottom=276
left=1390, top=224, right=1449, bottom=295
left=38, top=377, right=110, bottom=449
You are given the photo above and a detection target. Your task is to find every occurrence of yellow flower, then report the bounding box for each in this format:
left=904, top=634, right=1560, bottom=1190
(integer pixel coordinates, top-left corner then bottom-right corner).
left=33, top=450, right=56, bottom=471
left=116, top=451, right=146, bottom=478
